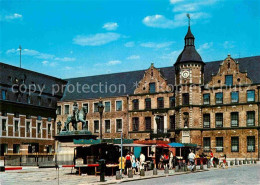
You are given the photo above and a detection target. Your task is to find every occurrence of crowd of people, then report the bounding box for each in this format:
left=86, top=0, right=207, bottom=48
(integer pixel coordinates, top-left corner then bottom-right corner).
left=117, top=149, right=222, bottom=175
left=118, top=152, right=146, bottom=175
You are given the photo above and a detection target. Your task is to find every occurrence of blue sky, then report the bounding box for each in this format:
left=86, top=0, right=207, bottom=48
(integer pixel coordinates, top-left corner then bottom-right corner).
left=1, top=0, right=260, bottom=78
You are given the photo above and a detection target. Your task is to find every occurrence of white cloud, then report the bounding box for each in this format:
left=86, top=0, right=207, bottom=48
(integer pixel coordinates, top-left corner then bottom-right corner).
left=23, top=49, right=40, bottom=56
left=6, top=48, right=76, bottom=64
left=160, top=50, right=181, bottom=60
left=107, top=60, right=121, bottom=65
left=73, top=32, right=121, bottom=46
left=170, top=0, right=184, bottom=4
left=54, top=57, right=76, bottom=62
left=143, top=15, right=175, bottom=29
left=172, top=0, right=217, bottom=12
left=143, top=12, right=210, bottom=29
left=127, top=55, right=140, bottom=60
left=6, top=48, right=19, bottom=54
left=42, top=60, right=49, bottom=65
left=140, top=41, right=174, bottom=49
left=223, top=41, right=235, bottom=49
left=64, top=66, right=72, bottom=70
left=0, top=13, right=22, bottom=21
left=124, top=41, right=135, bottom=47
left=198, top=42, right=213, bottom=52
left=102, top=22, right=118, bottom=31
left=49, top=62, right=58, bottom=67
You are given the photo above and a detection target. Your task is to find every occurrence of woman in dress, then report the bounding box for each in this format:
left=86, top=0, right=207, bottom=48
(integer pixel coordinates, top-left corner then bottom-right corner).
left=118, top=156, right=125, bottom=175
left=125, top=152, right=132, bottom=175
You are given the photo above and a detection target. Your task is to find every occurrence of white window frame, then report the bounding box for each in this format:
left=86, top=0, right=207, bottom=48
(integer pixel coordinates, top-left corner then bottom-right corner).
left=115, top=100, right=123, bottom=111
left=94, top=120, right=99, bottom=133
left=56, top=105, right=62, bottom=115
left=64, top=104, right=70, bottom=115
left=25, top=119, right=32, bottom=138
left=36, top=120, right=42, bottom=138
left=104, top=119, right=111, bottom=133
left=93, top=102, right=99, bottom=113
left=0, top=116, right=8, bottom=136
left=82, top=102, right=89, bottom=113
left=47, top=122, right=52, bottom=138
left=85, top=120, right=89, bottom=131
left=115, top=118, right=123, bottom=133
left=13, top=118, right=20, bottom=137
left=104, top=101, right=111, bottom=112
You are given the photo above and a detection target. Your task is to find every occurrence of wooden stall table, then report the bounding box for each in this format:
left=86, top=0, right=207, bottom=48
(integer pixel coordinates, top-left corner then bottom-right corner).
left=75, top=164, right=99, bottom=176
left=106, top=164, right=118, bottom=176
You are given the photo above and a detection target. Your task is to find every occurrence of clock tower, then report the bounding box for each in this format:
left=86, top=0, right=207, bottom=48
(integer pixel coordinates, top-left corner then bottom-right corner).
left=174, top=16, right=205, bottom=143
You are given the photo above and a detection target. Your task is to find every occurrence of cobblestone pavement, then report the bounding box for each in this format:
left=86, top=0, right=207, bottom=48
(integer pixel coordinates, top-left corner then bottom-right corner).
left=0, top=165, right=259, bottom=185
left=122, top=165, right=260, bottom=185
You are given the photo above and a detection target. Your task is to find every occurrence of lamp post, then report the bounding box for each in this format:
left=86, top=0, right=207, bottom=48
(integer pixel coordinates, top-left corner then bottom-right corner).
left=98, top=99, right=104, bottom=141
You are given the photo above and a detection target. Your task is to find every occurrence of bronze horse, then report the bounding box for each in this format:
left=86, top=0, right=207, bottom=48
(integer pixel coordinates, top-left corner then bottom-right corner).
left=63, top=106, right=88, bottom=131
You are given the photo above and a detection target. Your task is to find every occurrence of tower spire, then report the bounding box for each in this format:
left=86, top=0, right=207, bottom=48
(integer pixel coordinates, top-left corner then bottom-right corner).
left=184, top=14, right=194, bottom=47
left=187, top=13, right=190, bottom=27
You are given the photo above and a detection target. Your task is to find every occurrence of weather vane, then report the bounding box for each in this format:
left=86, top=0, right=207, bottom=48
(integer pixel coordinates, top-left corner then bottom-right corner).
left=186, top=13, right=190, bottom=27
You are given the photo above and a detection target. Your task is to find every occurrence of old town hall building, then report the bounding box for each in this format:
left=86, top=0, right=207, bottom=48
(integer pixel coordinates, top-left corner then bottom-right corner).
left=1, top=25, right=259, bottom=161
left=56, top=25, right=260, bottom=159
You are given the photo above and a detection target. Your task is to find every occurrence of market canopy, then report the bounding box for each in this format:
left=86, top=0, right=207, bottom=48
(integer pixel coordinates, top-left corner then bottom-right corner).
left=73, top=139, right=133, bottom=145
left=168, top=142, right=184, bottom=147
left=156, top=144, right=170, bottom=148
left=183, top=143, right=197, bottom=147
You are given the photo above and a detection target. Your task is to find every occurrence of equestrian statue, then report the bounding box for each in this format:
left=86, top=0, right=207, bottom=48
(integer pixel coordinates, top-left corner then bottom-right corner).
left=63, top=102, right=88, bottom=131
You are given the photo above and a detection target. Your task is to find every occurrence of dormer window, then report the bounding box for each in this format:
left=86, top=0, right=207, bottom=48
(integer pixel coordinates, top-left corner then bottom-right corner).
left=149, top=83, right=155, bottom=93
left=225, top=75, right=233, bottom=86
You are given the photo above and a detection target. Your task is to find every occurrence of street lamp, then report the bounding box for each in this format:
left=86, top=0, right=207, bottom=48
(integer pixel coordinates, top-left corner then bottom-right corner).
left=98, top=98, right=104, bottom=141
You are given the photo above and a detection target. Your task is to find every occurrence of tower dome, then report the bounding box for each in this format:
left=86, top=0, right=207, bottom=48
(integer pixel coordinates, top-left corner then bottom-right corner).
left=175, top=24, right=204, bottom=65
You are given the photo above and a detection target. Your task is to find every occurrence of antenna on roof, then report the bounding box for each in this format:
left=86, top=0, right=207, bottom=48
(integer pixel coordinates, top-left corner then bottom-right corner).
left=19, top=45, right=22, bottom=68
left=186, top=13, right=190, bottom=27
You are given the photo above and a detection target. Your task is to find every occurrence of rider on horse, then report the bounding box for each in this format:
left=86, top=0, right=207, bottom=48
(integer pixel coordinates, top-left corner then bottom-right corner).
left=73, top=102, right=79, bottom=122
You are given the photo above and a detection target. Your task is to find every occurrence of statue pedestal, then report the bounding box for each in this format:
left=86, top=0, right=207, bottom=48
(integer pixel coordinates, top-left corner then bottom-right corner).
left=59, top=130, right=91, bottom=136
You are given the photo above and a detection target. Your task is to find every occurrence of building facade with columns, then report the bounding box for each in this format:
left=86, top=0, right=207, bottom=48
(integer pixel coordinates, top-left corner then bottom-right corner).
left=56, top=26, right=260, bottom=159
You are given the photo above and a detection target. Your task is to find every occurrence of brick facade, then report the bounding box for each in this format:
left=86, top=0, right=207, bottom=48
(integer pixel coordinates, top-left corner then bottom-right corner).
left=56, top=30, right=260, bottom=159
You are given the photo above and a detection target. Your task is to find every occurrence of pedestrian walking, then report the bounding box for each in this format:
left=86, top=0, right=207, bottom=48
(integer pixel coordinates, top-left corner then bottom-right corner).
left=140, top=152, right=145, bottom=170
left=188, top=150, right=196, bottom=171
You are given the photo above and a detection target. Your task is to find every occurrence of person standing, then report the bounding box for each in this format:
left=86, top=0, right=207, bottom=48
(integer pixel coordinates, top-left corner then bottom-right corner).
left=159, top=154, right=164, bottom=169
left=210, top=151, right=214, bottom=167
left=136, top=158, right=140, bottom=174
left=163, top=153, right=169, bottom=169
left=188, top=150, right=196, bottom=171
left=118, top=156, right=125, bottom=175
left=169, top=151, right=174, bottom=169
left=140, top=152, right=145, bottom=170
left=131, top=153, right=136, bottom=175
left=125, top=152, right=132, bottom=175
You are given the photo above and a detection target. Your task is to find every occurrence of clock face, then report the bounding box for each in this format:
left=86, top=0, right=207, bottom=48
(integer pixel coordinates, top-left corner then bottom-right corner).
left=181, top=70, right=190, bottom=78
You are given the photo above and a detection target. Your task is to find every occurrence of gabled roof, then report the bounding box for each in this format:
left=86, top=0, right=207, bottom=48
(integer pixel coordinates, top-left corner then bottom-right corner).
left=61, top=56, right=260, bottom=101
